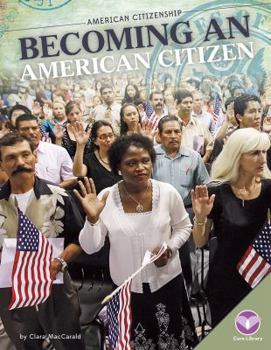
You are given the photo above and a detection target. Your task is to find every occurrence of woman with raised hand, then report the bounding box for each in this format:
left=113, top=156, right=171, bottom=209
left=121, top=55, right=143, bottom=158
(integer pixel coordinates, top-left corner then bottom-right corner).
left=73, top=120, right=121, bottom=194
left=75, top=134, right=198, bottom=349
left=120, top=103, right=155, bottom=142
left=54, top=101, right=92, bottom=159
left=40, top=99, right=67, bottom=143
left=191, top=128, right=271, bottom=327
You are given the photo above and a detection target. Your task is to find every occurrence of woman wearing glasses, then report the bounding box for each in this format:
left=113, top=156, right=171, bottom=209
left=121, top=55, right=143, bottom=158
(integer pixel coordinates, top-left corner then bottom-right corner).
left=73, top=120, right=122, bottom=193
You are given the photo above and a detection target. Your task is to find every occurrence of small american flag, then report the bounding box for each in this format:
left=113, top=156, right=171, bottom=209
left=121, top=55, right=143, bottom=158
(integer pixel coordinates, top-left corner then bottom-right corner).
left=8, top=209, right=53, bottom=310
left=144, top=101, right=154, bottom=118
left=105, top=244, right=167, bottom=349
left=107, top=279, right=132, bottom=350
left=237, top=221, right=271, bottom=288
left=212, top=95, right=222, bottom=122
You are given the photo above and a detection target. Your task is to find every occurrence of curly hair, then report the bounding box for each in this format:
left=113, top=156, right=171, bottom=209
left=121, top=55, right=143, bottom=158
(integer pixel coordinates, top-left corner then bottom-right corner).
left=108, top=134, right=156, bottom=175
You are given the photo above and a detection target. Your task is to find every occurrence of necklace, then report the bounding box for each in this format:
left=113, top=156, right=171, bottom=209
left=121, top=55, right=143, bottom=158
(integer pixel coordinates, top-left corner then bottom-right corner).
left=98, top=150, right=109, bottom=165
left=232, top=182, right=258, bottom=208
left=122, top=181, right=150, bottom=213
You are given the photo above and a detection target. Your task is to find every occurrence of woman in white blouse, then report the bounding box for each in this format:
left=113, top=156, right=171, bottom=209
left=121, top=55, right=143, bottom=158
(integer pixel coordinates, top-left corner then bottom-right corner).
left=75, top=134, right=198, bottom=349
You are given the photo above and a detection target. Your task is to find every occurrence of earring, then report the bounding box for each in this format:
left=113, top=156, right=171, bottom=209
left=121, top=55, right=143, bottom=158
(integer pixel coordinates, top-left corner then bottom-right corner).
left=118, top=170, right=122, bottom=176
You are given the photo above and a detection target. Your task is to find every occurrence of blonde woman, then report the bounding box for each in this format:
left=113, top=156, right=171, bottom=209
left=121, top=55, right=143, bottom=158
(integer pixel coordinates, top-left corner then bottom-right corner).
left=191, top=128, right=271, bottom=327
left=40, top=99, right=67, bottom=143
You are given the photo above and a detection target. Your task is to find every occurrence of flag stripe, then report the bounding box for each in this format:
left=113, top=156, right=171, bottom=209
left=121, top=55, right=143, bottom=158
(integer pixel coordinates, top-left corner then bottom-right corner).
left=35, top=234, right=50, bottom=306
left=20, top=251, right=33, bottom=308
left=26, top=250, right=37, bottom=307
left=237, top=246, right=253, bottom=272
left=248, top=257, right=267, bottom=285
left=108, top=279, right=132, bottom=350
left=9, top=252, right=24, bottom=309
left=125, top=282, right=132, bottom=348
left=121, top=281, right=131, bottom=350
left=241, top=250, right=259, bottom=278
left=118, top=281, right=130, bottom=350
left=251, top=262, right=271, bottom=288
left=31, top=234, right=44, bottom=306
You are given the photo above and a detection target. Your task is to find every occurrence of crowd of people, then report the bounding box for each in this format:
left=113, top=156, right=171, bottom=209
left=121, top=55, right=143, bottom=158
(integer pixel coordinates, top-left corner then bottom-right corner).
left=0, top=71, right=271, bottom=349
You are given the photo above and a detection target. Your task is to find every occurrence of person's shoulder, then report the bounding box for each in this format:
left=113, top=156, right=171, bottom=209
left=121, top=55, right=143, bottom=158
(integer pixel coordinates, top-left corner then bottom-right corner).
left=41, top=119, right=50, bottom=126
left=93, top=104, right=104, bottom=113
left=154, top=144, right=164, bottom=154
left=36, top=177, right=69, bottom=198
left=154, top=179, right=178, bottom=195
left=181, top=145, right=199, bottom=158
left=207, top=181, right=228, bottom=195
left=84, top=151, right=97, bottom=164
left=39, top=140, right=55, bottom=149
left=97, top=183, right=117, bottom=200
left=202, top=110, right=213, bottom=118
left=113, top=102, right=121, bottom=109
left=191, top=116, right=204, bottom=126
left=262, top=178, right=271, bottom=189
left=39, top=141, right=64, bottom=153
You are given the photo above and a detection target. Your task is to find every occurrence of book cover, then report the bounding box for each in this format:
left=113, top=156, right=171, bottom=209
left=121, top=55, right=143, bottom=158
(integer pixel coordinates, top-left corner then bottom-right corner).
left=0, top=1, right=270, bottom=349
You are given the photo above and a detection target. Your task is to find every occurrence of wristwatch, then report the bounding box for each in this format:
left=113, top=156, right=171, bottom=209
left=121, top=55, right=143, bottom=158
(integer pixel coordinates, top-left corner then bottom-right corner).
left=54, top=257, right=67, bottom=272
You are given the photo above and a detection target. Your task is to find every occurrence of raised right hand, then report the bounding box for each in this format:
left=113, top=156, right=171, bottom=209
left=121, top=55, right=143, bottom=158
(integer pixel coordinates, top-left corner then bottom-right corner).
left=53, top=124, right=64, bottom=140
left=191, top=185, right=215, bottom=220
left=73, top=177, right=109, bottom=223
left=42, top=104, right=52, bottom=119
left=138, top=120, right=156, bottom=142
left=71, top=121, right=91, bottom=145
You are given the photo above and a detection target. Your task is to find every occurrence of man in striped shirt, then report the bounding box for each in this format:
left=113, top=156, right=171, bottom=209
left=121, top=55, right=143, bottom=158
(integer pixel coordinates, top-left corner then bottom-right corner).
left=145, top=91, right=168, bottom=131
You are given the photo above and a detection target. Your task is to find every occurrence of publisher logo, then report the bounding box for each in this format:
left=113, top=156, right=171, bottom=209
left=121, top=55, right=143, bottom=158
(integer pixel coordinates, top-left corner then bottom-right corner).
left=235, top=310, right=261, bottom=335
left=20, top=0, right=72, bottom=11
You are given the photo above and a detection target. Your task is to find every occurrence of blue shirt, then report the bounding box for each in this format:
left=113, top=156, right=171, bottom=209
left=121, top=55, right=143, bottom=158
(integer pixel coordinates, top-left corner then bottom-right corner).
left=40, top=118, right=67, bottom=143
left=153, top=144, right=210, bottom=206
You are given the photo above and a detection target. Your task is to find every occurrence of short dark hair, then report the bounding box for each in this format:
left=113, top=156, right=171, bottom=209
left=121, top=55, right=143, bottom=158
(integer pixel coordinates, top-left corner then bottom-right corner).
left=108, top=134, right=156, bottom=175
left=8, top=104, right=31, bottom=121
left=15, top=114, right=38, bottom=130
left=100, top=84, right=113, bottom=95
left=175, top=89, right=193, bottom=104
left=149, top=91, right=163, bottom=100
left=120, top=103, right=141, bottom=136
left=0, top=133, right=34, bottom=161
left=158, top=115, right=182, bottom=134
left=234, top=94, right=261, bottom=125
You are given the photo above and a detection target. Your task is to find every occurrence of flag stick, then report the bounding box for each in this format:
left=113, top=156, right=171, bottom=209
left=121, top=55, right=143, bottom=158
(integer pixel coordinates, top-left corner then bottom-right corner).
left=101, top=243, right=167, bottom=304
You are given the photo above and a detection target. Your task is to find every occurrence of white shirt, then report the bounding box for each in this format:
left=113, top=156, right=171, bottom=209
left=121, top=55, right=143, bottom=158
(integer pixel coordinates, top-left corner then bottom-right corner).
left=79, top=180, right=191, bottom=293
left=192, top=110, right=216, bottom=136
left=91, top=102, right=121, bottom=134
left=10, top=189, right=34, bottom=214
left=181, top=117, right=213, bottom=155
left=35, top=141, right=74, bottom=184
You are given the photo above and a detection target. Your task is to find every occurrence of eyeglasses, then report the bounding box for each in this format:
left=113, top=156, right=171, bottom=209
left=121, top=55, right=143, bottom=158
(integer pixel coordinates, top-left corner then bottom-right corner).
left=98, top=133, right=115, bottom=140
